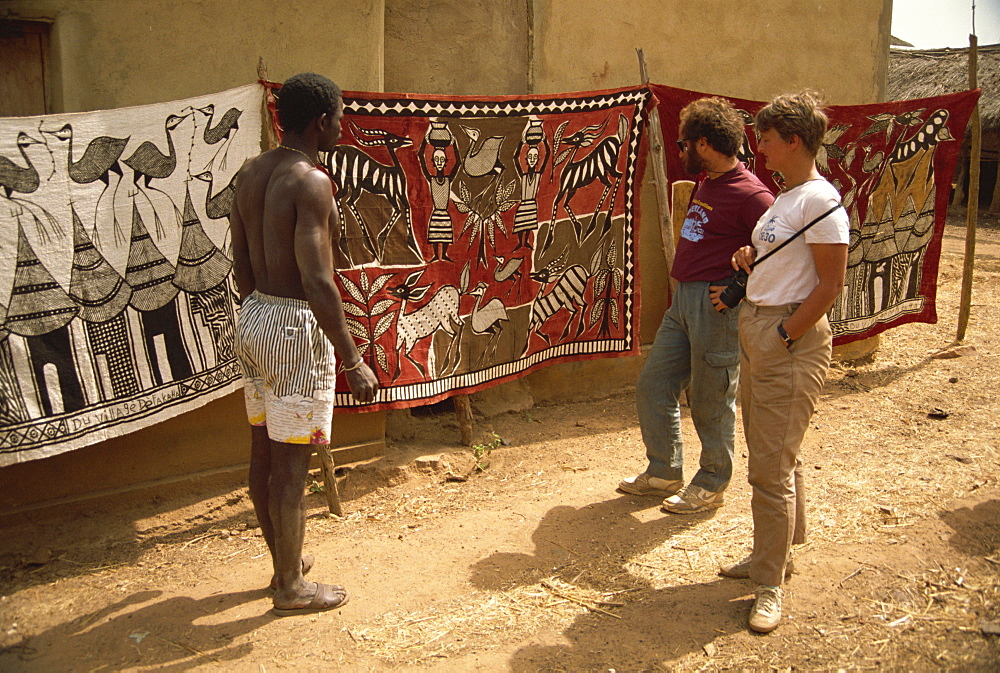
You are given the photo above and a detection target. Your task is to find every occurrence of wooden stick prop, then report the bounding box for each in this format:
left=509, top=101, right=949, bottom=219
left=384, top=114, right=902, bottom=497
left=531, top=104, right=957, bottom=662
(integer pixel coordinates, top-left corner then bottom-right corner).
left=257, top=57, right=279, bottom=151
left=957, top=33, right=981, bottom=342
left=317, top=446, right=344, bottom=517
left=453, top=394, right=474, bottom=446
left=671, top=180, right=695, bottom=248
left=636, top=48, right=676, bottom=287
left=992, top=145, right=1000, bottom=212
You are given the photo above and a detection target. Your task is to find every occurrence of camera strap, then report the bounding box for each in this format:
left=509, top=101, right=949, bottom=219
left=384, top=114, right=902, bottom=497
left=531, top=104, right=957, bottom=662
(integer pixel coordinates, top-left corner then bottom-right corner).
left=750, top=203, right=844, bottom=270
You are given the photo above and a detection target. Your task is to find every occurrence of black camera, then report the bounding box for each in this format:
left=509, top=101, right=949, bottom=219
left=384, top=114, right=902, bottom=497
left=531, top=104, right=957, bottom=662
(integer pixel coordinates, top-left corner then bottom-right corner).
left=718, top=269, right=749, bottom=309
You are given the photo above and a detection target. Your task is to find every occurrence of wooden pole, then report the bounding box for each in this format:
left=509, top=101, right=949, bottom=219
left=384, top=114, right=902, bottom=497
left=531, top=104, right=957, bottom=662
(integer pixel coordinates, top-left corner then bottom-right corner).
left=956, top=34, right=981, bottom=342
left=257, top=58, right=279, bottom=152
left=950, top=150, right=967, bottom=207
left=635, top=48, right=676, bottom=286
left=991, top=149, right=1000, bottom=213
left=317, top=447, right=344, bottom=517
left=671, top=181, right=696, bottom=246
left=453, top=394, right=474, bottom=446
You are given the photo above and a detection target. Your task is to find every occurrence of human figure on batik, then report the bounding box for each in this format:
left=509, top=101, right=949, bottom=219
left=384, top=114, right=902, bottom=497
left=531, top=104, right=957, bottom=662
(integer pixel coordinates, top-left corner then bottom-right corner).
left=513, top=119, right=549, bottom=251
left=419, top=121, right=460, bottom=262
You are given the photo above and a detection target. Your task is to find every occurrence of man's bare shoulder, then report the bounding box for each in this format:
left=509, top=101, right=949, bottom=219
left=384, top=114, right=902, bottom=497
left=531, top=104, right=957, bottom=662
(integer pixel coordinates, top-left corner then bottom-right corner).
left=236, top=152, right=331, bottom=200
left=237, top=151, right=270, bottom=177
left=295, top=162, right=335, bottom=194
left=233, top=152, right=275, bottom=196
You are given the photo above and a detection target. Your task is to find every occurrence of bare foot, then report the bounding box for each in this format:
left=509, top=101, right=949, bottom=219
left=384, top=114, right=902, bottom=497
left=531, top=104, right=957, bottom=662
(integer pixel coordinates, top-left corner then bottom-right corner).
left=272, top=582, right=349, bottom=616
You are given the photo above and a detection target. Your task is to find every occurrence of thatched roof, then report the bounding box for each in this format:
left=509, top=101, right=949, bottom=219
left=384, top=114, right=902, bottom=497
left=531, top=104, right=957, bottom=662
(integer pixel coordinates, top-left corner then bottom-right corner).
left=888, top=44, right=999, bottom=133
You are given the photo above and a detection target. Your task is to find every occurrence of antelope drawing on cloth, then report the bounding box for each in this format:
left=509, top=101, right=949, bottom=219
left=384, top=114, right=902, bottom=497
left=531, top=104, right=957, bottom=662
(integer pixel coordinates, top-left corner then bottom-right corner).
left=327, top=121, right=422, bottom=265
left=539, top=113, right=629, bottom=254
left=387, top=268, right=463, bottom=381
left=522, top=252, right=591, bottom=354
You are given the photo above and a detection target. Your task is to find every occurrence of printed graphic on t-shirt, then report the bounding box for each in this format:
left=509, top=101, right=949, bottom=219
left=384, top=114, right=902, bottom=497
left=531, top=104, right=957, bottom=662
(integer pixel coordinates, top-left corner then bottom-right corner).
left=681, top=202, right=710, bottom=242
left=757, top=215, right=779, bottom=249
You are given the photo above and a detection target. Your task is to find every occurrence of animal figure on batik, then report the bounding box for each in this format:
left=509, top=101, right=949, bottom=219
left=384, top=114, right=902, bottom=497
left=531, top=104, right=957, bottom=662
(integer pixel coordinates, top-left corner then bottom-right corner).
left=453, top=122, right=518, bottom=267
left=523, top=252, right=592, bottom=353
left=540, top=113, right=629, bottom=254
left=386, top=268, right=463, bottom=381
left=327, top=121, right=422, bottom=266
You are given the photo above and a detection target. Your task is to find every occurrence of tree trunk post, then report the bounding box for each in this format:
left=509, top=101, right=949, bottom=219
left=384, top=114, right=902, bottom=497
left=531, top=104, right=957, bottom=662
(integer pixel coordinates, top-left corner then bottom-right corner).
left=317, top=446, right=344, bottom=517
left=636, top=48, right=676, bottom=287
left=957, top=34, right=981, bottom=342
left=454, top=394, right=474, bottom=446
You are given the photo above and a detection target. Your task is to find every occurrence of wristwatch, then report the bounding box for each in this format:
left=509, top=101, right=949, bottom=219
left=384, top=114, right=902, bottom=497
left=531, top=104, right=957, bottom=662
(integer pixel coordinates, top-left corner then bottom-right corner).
left=777, top=323, right=795, bottom=348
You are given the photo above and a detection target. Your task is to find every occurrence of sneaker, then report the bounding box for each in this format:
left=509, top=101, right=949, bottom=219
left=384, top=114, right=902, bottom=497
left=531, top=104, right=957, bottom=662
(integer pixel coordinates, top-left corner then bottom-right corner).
left=617, top=473, right=683, bottom=497
left=749, top=585, right=783, bottom=633
left=661, top=484, right=724, bottom=513
left=719, top=555, right=795, bottom=579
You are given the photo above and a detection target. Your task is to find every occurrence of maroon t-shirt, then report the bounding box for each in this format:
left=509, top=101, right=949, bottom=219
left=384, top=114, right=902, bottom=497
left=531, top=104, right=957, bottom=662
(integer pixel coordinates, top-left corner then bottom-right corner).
left=671, top=163, right=774, bottom=283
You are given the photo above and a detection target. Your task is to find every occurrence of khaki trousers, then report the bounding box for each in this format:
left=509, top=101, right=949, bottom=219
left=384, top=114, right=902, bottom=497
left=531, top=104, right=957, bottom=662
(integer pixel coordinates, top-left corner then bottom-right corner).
left=738, top=302, right=831, bottom=587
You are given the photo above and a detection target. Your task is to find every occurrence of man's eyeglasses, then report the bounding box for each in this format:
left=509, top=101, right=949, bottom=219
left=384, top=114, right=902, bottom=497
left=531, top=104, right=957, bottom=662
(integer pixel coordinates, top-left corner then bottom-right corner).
left=676, top=138, right=695, bottom=151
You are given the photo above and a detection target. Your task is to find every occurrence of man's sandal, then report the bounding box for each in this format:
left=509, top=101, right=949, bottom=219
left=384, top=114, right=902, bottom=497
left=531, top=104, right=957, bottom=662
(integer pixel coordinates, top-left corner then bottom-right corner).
left=272, top=582, right=349, bottom=617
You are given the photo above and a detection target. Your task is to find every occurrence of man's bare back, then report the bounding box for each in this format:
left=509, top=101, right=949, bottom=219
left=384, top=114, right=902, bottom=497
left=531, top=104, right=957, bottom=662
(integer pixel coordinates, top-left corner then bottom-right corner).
left=231, top=152, right=336, bottom=301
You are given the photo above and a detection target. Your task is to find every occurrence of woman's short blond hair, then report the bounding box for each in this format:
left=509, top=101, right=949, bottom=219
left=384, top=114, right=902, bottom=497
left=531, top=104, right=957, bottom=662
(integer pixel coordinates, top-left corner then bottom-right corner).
left=754, top=90, right=828, bottom=156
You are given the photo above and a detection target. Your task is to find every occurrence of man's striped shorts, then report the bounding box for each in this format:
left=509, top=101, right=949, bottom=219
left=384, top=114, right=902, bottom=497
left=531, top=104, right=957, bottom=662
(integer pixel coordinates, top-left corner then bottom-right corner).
left=234, top=291, right=337, bottom=445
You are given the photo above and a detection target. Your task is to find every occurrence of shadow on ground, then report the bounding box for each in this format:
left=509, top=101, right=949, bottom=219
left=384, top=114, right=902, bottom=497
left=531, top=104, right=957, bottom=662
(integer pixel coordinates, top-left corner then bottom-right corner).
left=470, top=493, right=712, bottom=591
left=0, top=588, right=272, bottom=672
left=506, top=578, right=749, bottom=671
left=940, top=496, right=1000, bottom=557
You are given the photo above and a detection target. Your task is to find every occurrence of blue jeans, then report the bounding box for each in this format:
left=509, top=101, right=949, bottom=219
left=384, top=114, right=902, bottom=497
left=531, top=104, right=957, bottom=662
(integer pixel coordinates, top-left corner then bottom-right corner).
left=635, top=281, right=740, bottom=492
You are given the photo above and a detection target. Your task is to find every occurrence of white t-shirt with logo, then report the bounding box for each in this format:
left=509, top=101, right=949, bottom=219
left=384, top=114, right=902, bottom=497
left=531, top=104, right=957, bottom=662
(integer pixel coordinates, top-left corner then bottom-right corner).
left=745, top=179, right=850, bottom=306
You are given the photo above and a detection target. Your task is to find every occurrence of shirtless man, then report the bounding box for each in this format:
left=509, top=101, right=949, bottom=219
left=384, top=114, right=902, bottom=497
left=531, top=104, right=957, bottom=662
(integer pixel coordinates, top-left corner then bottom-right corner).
left=229, top=73, right=379, bottom=616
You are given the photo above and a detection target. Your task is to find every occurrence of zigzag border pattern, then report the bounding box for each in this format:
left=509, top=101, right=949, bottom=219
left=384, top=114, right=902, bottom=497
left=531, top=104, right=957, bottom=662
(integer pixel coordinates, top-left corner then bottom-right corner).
left=344, top=90, right=650, bottom=118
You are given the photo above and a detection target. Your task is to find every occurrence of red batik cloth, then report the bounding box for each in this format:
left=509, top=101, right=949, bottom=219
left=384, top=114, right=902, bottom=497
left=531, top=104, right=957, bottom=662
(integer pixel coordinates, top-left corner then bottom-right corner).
left=264, top=82, right=653, bottom=411
left=649, top=83, right=980, bottom=346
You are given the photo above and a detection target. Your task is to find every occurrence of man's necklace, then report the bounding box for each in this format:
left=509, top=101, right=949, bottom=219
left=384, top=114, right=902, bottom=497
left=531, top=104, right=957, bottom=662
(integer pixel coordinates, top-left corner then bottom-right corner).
left=705, top=163, right=739, bottom=175
left=278, top=145, right=316, bottom=164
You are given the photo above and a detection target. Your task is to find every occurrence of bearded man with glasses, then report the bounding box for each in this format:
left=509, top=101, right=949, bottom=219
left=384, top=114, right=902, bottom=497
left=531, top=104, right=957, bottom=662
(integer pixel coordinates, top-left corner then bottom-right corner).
left=618, top=97, right=773, bottom=514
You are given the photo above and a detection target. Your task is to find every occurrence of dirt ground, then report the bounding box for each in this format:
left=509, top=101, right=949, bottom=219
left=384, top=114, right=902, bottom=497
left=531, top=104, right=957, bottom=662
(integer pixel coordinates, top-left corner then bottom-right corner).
left=1, top=211, right=1000, bottom=672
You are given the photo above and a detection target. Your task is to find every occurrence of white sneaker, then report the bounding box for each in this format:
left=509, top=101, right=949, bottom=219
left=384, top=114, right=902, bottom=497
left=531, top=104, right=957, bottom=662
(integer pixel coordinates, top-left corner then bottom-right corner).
left=617, top=473, right=683, bottom=497
left=749, top=585, right=783, bottom=633
left=661, top=484, right=724, bottom=513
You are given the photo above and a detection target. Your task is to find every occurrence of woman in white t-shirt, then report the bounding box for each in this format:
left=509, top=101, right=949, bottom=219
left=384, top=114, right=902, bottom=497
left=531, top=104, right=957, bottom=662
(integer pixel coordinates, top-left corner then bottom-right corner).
left=711, top=91, right=849, bottom=634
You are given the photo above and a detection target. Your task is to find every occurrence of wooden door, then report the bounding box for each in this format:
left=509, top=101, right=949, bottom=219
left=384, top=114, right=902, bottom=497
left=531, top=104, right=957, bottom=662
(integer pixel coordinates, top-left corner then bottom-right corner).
left=0, top=20, right=49, bottom=117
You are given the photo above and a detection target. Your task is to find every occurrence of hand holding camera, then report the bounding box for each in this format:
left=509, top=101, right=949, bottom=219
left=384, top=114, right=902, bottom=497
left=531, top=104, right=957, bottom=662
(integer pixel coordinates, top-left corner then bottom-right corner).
left=715, top=205, right=843, bottom=311
left=718, top=268, right=750, bottom=308
left=712, top=245, right=756, bottom=310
